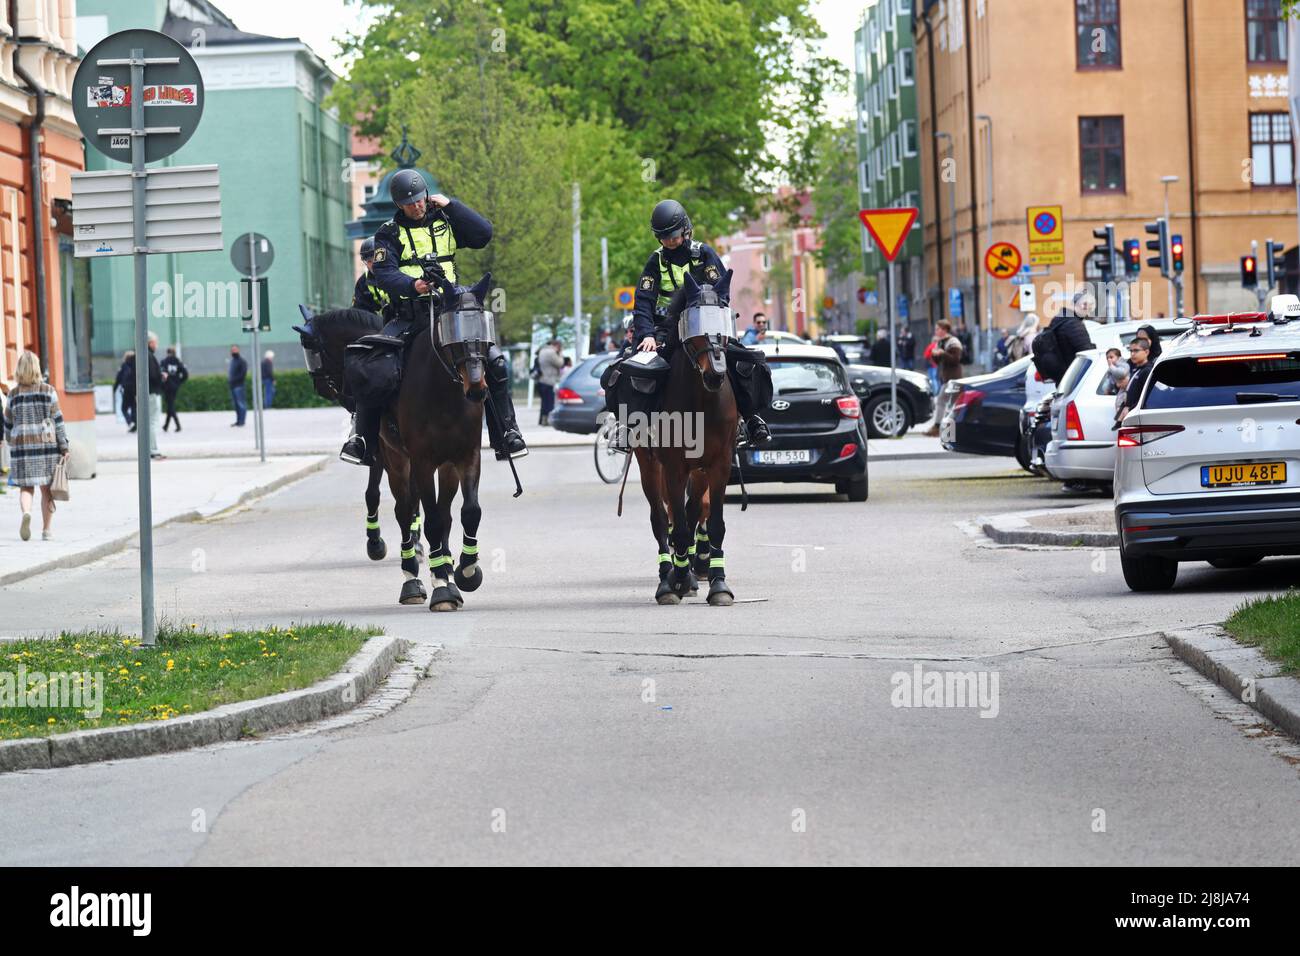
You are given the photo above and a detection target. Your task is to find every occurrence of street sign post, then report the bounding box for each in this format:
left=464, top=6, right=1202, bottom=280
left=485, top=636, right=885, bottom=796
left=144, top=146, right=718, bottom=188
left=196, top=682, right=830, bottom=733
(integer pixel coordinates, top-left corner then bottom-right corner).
left=71, top=29, right=207, bottom=648
left=72, top=165, right=222, bottom=258
left=1025, top=204, right=1065, bottom=266
left=232, top=232, right=274, bottom=463
left=859, top=207, right=918, bottom=439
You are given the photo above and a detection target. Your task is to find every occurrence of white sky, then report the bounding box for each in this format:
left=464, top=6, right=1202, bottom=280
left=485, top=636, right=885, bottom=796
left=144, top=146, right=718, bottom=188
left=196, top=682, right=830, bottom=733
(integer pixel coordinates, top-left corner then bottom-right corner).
left=214, top=0, right=863, bottom=124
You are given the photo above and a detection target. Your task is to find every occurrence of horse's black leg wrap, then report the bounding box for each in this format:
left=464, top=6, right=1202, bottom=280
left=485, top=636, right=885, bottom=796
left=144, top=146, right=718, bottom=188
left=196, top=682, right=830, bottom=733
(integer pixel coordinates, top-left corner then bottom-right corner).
left=453, top=533, right=483, bottom=592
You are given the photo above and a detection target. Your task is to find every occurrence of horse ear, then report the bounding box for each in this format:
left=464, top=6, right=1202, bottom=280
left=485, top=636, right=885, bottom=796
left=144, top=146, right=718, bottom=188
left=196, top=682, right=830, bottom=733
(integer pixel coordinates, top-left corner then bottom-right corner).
left=437, top=273, right=457, bottom=304
left=470, top=272, right=491, bottom=304
left=298, top=304, right=315, bottom=322
left=714, top=268, right=733, bottom=300
left=683, top=271, right=701, bottom=298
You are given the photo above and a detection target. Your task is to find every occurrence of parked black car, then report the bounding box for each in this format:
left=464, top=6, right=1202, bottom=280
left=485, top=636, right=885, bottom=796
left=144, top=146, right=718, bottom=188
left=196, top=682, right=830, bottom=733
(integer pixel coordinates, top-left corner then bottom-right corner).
left=731, top=344, right=869, bottom=501
left=939, top=356, right=1031, bottom=457
left=844, top=363, right=934, bottom=439
left=547, top=351, right=621, bottom=434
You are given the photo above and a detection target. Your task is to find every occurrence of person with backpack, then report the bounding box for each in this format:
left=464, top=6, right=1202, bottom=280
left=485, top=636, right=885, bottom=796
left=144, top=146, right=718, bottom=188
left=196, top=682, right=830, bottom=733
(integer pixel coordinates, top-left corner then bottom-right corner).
left=1031, top=290, right=1095, bottom=384
left=923, top=320, right=965, bottom=436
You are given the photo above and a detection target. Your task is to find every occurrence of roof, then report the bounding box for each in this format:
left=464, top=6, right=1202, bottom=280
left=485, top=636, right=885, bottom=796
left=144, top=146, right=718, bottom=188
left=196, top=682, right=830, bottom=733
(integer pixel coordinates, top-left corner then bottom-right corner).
left=754, top=343, right=842, bottom=361
left=162, top=1, right=295, bottom=46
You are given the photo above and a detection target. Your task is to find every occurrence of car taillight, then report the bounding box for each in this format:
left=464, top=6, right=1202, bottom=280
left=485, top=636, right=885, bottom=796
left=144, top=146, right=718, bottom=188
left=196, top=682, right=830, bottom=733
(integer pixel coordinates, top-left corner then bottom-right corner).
left=1116, top=424, right=1184, bottom=447
left=556, top=387, right=582, bottom=404
left=836, top=396, right=861, bottom=418
left=837, top=443, right=857, bottom=460
left=953, top=388, right=985, bottom=410
left=1065, top=401, right=1083, bottom=441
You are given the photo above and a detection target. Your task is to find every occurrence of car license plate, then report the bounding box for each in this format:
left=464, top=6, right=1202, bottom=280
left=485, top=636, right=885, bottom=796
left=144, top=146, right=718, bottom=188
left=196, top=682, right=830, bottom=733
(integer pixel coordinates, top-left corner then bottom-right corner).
left=753, top=449, right=812, bottom=465
left=1201, top=462, right=1287, bottom=488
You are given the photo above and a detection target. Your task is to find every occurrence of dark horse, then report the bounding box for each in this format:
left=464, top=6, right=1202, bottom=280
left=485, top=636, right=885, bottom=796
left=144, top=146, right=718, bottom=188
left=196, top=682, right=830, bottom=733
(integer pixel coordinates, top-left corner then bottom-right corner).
left=294, top=307, right=426, bottom=601
left=653, top=271, right=739, bottom=606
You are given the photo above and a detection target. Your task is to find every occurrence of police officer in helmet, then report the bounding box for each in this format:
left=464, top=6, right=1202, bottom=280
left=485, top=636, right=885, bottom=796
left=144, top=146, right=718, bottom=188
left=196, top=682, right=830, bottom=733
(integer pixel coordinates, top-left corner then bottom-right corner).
left=352, top=237, right=391, bottom=317
left=340, top=169, right=527, bottom=464
left=631, top=199, right=772, bottom=445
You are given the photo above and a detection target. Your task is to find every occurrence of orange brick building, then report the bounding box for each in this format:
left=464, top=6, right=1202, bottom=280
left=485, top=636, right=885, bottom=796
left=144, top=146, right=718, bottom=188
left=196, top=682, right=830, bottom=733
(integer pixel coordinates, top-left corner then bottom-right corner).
left=1, top=1, right=91, bottom=474
left=914, top=0, right=1298, bottom=340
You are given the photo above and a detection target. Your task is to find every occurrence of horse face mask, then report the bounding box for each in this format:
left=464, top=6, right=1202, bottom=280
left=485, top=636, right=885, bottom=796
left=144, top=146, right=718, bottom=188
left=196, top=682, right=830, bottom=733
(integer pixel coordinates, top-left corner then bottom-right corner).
left=433, top=273, right=496, bottom=388
left=677, top=270, right=735, bottom=385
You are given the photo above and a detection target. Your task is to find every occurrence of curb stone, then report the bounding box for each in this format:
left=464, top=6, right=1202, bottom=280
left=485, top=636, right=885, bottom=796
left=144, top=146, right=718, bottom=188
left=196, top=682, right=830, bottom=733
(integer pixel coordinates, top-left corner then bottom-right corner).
left=980, top=502, right=1118, bottom=548
left=0, top=456, right=328, bottom=587
left=0, top=634, right=414, bottom=774
left=1163, top=625, right=1300, bottom=740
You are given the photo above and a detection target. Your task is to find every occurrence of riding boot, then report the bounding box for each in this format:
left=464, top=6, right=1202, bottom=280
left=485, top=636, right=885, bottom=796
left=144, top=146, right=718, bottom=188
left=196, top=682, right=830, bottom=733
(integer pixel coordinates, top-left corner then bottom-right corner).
left=341, top=406, right=379, bottom=465
left=486, top=353, right=527, bottom=461
left=746, top=414, right=772, bottom=445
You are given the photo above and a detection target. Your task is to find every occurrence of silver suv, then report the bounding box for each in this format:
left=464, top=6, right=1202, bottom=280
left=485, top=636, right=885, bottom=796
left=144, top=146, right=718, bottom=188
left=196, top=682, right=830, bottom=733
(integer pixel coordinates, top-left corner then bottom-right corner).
left=1115, top=296, right=1300, bottom=591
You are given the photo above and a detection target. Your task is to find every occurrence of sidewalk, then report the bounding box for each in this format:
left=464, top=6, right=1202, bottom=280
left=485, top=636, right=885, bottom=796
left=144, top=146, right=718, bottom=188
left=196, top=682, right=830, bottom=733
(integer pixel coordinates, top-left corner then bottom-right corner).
left=0, top=455, right=327, bottom=586
left=94, top=407, right=588, bottom=461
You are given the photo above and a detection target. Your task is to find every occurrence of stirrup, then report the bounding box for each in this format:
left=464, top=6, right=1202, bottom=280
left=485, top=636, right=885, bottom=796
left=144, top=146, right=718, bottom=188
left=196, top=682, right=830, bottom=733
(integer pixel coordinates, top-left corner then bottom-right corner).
left=339, top=437, right=368, bottom=465
left=495, top=431, right=528, bottom=461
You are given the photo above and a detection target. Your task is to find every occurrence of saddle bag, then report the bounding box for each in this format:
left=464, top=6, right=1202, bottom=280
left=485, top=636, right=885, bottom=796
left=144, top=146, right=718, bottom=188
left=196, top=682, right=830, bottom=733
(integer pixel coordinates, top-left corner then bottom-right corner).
left=344, top=342, right=403, bottom=406
left=602, top=351, right=669, bottom=417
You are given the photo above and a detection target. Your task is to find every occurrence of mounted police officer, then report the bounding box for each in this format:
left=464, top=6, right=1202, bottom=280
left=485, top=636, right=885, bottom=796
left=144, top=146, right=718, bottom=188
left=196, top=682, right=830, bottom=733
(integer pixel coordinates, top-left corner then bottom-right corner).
left=629, top=199, right=772, bottom=445
left=351, top=237, right=391, bottom=317
left=340, top=169, right=527, bottom=465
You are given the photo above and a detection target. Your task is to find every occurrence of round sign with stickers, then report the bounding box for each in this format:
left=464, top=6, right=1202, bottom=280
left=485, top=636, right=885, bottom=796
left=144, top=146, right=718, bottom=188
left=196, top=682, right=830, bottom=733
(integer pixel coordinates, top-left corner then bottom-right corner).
left=72, top=29, right=205, bottom=164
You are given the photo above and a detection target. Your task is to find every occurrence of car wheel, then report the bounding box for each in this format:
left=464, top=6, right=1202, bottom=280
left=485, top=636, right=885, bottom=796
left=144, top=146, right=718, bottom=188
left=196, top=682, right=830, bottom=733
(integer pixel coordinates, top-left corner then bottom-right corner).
left=1014, top=431, right=1034, bottom=474
left=864, top=393, right=910, bottom=439
left=1120, top=547, right=1178, bottom=592
left=1207, top=554, right=1265, bottom=569
left=845, top=474, right=868, bottom=502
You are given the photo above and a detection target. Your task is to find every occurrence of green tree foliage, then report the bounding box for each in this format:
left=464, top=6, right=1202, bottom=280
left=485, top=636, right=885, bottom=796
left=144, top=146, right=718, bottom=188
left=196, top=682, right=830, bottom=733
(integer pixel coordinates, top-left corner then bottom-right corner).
left=332, top=0, right=837, bottom=330
left=808, top=120, right=861, bottom=283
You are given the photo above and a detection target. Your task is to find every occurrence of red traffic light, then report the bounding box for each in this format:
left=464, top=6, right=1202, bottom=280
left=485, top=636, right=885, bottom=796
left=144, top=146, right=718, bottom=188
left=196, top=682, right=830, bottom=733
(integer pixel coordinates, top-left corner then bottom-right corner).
left=1171, top=239, right=1184, bottom=256
left=1244, top=256, right=1256, bottom=272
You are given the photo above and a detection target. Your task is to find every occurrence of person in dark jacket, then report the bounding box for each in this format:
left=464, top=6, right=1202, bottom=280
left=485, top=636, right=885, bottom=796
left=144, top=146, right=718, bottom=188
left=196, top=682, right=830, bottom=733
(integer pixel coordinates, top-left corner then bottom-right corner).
left=145, top=333, right=165, bottom=459
left=1133, top=324, right=1162, bottom=362
left=160, top=346, right=188, bottom=432
left=898, top=328, right=916, bottom=370
left=1040, top=290, right=1096, bottom=380
left=869, top=331, right=890, bottom=366
left=228, top=345, right=248, bottom=427
left=261, top=350, right=275, bottom=409
left=115, top=351, right=136, bottom=430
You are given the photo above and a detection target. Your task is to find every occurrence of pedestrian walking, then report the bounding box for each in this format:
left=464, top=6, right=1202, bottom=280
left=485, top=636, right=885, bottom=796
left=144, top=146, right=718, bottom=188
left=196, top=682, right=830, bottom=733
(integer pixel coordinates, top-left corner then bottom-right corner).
left=2, top=351, right=69, bottom=541
left=536, top=338, right=564, bottom=426
left=160, top=346, right=188, bottom=432
left=1009, top=314, right=1038, bottom=362
left=228, top=345, right=248, bottom=427
left=262, top=350, right=276, bottom=409
left=117, top=350, right=137, bottom=431
left=898, top=327, right=916, bottom=370
left=145, top=332, right=164, bottom=459
left=0, top=380, right=8, bottom=495
left=924, top=320, right=965, bottom=436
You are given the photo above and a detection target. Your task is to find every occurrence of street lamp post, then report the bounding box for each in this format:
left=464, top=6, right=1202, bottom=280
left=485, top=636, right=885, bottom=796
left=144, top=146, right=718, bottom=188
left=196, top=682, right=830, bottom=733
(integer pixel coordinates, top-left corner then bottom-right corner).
left=1161, top=174, right=1179, bottom=318
left=977, top=115, right=993, bottom=368
left=934, top=131, right=958, bottom=330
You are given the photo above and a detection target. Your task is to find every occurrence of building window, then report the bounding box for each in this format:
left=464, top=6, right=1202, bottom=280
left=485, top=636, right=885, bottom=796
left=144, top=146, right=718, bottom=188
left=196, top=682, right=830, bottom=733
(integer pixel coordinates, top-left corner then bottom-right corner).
left=1250, top=111, right=1293, bottom=186
left=885, top=63, right=898, bottom=99
left=1247, top=0, right=1286, bottom=63
left=1079, top=116, right=1125, bottom=193
left=1076, top=0, right=1121, bottom=69
left=859, top=160, right=869, bottom=193
left=898, top=48, right=915, bottom=85
left=902, top=119, right=918, bottom=157
left=876, top=146, right=885, bottom=181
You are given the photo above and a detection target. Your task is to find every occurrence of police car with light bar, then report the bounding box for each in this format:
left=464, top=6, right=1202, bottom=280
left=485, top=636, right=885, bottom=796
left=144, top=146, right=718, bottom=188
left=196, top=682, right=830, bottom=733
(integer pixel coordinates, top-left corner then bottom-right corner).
left=1115, top=294, right=1300, bottom=590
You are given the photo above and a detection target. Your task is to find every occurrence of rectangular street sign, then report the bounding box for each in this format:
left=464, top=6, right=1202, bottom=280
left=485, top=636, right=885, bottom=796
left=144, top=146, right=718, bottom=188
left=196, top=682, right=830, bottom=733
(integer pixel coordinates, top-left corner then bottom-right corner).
left=1026, top=204, right=1065, bottom=266
left=71, top=164, right=222, bottom=258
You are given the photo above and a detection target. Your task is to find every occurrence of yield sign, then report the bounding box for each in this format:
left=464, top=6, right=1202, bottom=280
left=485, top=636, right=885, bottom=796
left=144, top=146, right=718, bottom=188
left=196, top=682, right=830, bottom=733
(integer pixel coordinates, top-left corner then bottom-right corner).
left=859, top=207, right=918, bottom=262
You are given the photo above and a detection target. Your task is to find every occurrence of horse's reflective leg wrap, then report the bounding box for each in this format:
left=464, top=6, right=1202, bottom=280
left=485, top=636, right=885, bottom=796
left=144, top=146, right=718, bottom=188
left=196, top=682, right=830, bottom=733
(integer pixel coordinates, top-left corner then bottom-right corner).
left=366, top=512, right=381, bottom=535
left=400, top=530, right=421, bottom=580
left=428, top=548, right=454, bottom=583
left=707, top=549, right=726, bottom=582
left=456, top=534, right=479, bottom=575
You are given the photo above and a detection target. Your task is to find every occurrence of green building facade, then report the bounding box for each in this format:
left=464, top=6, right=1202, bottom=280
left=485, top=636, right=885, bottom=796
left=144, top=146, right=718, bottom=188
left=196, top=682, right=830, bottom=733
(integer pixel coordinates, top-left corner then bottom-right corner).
left=854, top=0, right=925, bottom=327
left=76, top=0, right=350, bottom=375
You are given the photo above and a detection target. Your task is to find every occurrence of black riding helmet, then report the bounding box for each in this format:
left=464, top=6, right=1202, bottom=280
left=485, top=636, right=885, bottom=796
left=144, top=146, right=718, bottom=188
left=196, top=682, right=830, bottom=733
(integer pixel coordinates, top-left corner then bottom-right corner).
left=389, top=168, right=428, bottom=206
left=359, top=237, right=375, bottom=260
left=651, top=199, right=691, bottom=240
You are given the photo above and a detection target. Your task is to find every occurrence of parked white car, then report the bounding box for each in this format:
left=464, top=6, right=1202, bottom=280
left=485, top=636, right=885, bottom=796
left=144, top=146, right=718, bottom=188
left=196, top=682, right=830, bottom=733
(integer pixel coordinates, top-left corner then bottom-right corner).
left=1115, top=297, right=1300, bottom=591
left=1043, top=349, right=1124, bottom=487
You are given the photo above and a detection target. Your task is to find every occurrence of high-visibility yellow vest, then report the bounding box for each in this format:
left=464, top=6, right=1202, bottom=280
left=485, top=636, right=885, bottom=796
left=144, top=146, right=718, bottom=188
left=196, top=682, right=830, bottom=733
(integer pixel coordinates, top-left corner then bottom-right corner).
left=656, top=241, right=704, bottom=306
left=396, top=215, right=458, bottom=289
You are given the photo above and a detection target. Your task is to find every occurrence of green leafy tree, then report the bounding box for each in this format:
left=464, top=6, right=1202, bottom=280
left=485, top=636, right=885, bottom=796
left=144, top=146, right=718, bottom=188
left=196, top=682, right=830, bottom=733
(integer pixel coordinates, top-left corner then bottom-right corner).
left=808, top=120, right=861, bottom=282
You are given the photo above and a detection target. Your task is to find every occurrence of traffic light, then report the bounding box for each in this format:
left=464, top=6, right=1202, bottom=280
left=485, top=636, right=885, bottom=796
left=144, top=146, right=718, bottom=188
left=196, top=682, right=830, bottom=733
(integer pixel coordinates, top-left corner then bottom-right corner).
left=1123, top=239, right=1141, bottom=277
left=1090, top=224, right=1116, bottom=278
left=1145, top=218, right=1171, bottom=277
left=1170, top=234, right=1184, bottom=274
left=1266, top=239, right=1285, bottom=289
left=1241, top=255, right=1258, bottom=288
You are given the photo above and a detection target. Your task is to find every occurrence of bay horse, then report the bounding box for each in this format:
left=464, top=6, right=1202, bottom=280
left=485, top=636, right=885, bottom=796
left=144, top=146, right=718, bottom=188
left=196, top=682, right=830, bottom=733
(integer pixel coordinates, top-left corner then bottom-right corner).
left=654, top=271, right=739, bottom=606
left=293, top=306, right=426, bottom=603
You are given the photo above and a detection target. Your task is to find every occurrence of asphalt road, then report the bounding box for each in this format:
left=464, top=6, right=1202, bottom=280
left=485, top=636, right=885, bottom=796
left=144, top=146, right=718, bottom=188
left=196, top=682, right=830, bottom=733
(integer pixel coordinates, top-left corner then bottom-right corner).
left=4, top=449, right=1300, bottom=865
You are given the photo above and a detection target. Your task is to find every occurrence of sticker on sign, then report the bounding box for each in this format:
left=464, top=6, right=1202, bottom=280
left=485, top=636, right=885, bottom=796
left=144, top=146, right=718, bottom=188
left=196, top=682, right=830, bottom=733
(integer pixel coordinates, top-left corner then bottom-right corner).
left=109, top=135, right=129, bottom=150
left=87, top=85, right=128, bottom=108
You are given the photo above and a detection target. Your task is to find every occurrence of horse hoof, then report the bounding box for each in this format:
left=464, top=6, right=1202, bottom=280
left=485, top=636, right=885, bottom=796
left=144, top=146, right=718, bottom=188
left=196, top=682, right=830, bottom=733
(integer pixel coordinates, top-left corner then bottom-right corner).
left=655, top=580, right=680, bottom=605
left=399, top=579, right=427, bottom=605
left=454, top=562, right=483, bottom=592
left=367, top=536, right=387, bottom=561
left=707, top=579, right=734, bottom=606
left=429, top=582, right=464, bottom=611
left=688, top=570, right=699, bottom=595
